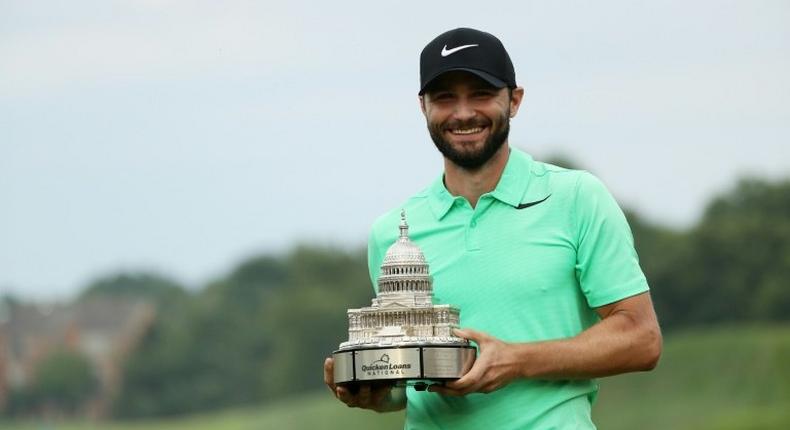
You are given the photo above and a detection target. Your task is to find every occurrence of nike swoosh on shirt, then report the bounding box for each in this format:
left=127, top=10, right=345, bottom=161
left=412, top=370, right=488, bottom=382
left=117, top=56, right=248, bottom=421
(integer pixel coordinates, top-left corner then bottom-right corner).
left=441, top=44, right=479, bottom=57
left=515, top=195, right=551, bottom=210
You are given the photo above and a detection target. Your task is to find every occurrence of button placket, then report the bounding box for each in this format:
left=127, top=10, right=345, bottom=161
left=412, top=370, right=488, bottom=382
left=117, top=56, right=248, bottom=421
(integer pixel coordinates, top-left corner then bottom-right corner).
left=465, top=198, right=490, bottom=251
left=465, top=219, right=480, bottom=251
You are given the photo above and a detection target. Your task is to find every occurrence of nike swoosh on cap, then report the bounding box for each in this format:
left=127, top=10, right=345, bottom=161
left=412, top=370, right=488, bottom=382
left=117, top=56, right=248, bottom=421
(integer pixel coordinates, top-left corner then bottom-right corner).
left=441, top=44, right=479, bottom=57
left=514, top=195, right=551, bottom=210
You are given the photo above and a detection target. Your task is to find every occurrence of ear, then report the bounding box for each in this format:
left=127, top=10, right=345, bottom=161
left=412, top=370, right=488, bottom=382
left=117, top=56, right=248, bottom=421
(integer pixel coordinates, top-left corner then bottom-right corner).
left=508, top=87, right=525, bottom=118
left=419, top=95, right=427, bottom=116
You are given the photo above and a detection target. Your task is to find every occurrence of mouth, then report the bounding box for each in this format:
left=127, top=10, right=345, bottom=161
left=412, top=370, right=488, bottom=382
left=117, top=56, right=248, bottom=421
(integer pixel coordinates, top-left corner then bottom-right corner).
left=448, top=126, right=486, bottom=135
left=444, top=124, right=490, bottom=147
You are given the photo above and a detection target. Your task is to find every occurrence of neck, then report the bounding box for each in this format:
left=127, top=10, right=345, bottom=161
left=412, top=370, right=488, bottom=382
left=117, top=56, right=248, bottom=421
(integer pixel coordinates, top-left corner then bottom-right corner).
left=443, top=144, right=510, bottom=208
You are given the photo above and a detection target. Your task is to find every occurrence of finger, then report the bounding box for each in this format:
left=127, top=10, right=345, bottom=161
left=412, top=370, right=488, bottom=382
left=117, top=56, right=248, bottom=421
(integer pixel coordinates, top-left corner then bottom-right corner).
left=370, top=384, right=392, bottom=405
left=445, top=359, right=485, bottom=390
left=480, top=381, right=502, bottom=394
left=454, top=328, right=487, bottom=343
left=428, top=384, right=465, bottom=396
left=357, top=384, right=372, bottom=407
left=444, top=378, right=478, bottom=393
left=323, top=358, right=337, bottom=392
left=336, top=386, right=357, bottom=407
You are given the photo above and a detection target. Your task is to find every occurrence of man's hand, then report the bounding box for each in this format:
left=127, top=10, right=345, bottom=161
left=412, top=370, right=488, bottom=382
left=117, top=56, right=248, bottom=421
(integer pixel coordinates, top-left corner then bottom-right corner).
left=428, top=328, right=521, bottom=396
left=323, top=357, right=405, bottom=412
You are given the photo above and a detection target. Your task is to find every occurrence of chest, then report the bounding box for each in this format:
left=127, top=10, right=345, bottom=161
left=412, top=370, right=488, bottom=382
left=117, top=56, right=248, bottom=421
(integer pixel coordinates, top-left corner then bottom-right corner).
left=409, top=203, right=586, bottom=339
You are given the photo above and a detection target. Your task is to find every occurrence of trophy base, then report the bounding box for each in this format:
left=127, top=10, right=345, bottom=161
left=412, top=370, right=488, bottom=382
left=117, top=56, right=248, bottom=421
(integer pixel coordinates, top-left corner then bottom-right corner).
left=332, top=344, right=476, bottom=385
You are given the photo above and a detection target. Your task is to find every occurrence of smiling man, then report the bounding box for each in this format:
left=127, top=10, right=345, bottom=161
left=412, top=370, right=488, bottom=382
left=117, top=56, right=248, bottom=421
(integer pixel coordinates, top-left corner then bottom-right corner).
left=324, top=28, right=662, bottom=429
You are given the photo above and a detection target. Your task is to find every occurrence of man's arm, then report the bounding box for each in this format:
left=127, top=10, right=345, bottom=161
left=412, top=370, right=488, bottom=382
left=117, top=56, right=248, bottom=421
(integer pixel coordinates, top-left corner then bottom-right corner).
left=429, top=291, right=662, bottom=396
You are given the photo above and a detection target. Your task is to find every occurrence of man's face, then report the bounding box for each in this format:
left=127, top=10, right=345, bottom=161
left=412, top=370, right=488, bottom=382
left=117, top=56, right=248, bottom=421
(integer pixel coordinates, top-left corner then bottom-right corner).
left=420, top=71, right=522, bottom=170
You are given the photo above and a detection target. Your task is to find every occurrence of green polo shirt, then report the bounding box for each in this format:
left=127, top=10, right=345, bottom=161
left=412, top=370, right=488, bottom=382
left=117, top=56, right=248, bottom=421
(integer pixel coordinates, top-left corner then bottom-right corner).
left=367, top=147, right=648, bottom=429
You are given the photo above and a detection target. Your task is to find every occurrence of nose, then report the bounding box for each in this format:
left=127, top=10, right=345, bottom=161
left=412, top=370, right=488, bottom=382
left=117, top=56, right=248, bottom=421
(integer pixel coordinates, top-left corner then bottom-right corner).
left=452, top=99, right=476, bottom=121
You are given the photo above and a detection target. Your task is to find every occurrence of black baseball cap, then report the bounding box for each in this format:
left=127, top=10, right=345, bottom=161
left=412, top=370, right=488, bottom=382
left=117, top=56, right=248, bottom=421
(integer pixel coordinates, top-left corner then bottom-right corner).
left=419, top=28, right=516, bottom=95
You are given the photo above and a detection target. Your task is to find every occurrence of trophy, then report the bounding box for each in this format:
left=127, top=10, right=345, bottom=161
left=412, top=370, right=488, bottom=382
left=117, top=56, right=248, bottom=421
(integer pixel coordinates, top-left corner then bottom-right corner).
left=332, top=211, right=475, bottom=391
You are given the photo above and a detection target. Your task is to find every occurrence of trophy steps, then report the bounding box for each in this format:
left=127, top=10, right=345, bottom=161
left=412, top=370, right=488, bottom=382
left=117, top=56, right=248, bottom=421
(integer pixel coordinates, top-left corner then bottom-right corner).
left=333, top=343, right=476, bottom=389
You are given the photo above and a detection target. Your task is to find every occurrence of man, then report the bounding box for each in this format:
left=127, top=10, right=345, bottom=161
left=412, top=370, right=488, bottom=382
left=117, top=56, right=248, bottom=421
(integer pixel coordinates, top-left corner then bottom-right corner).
left=324, top=27, right=661, bottom=429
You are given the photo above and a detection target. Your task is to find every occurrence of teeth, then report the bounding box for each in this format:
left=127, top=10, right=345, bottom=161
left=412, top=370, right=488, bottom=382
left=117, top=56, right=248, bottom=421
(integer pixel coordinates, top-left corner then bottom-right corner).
left=451, top=127, right=483, bottom=135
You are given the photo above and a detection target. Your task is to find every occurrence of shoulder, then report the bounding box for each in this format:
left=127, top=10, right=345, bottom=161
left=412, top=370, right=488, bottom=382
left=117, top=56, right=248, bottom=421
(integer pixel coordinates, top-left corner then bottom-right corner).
left=531, top=160, right=585, bottom=185
left=526, top=155, right=613, bottom=197
left=521, top=155, right=594, bottom=206
left=512, top=151, right=619, bottom=223
left=369, top=185, right=436, bottom=245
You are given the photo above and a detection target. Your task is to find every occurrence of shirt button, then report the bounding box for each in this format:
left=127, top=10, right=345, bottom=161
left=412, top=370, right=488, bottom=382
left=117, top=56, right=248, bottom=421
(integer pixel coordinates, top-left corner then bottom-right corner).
left=470, top=220, right=477, bottom=228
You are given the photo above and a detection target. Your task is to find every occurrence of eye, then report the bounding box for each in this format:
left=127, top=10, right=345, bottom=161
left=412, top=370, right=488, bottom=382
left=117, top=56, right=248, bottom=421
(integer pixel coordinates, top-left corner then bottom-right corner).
left=431, top=92, right=455, bottom=101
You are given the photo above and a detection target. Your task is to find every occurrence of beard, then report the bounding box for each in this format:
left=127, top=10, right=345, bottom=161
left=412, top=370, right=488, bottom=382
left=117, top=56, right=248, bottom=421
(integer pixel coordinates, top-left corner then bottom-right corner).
left=427, top=111, right=510, bottom=170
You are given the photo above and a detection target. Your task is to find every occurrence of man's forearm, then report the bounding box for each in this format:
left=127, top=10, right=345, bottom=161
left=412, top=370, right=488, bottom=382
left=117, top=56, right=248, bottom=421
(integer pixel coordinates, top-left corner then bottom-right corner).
left=512, top=298, right=662, bottom=379
left=425, top=293, right=661, bottom=396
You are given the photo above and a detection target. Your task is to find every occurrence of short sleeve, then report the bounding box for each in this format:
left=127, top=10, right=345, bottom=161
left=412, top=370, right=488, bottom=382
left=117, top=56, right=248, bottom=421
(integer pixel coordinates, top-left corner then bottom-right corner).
left=573, top=172, right=649, bottom=308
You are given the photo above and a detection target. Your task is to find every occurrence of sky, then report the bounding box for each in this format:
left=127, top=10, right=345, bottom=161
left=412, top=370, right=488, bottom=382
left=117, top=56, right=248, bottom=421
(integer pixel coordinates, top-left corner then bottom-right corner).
left=1, top=1, right=788, bottom=299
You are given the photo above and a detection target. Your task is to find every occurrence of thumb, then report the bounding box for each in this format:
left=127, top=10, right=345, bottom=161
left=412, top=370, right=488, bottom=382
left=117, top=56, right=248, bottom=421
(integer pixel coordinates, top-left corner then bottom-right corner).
left=453, top=327, right=487, bottom=343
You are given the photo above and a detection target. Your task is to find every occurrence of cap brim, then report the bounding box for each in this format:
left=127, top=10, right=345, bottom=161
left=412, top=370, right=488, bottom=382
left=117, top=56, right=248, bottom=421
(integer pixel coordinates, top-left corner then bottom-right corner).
left=419, top=68, right=508, bottom=95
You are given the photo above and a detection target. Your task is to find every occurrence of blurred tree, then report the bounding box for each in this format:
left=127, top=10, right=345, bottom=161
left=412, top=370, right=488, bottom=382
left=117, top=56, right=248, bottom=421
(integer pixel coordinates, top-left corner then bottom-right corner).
left=31, top=349, right=98, bottom=414
left=624, top=210, right=692, bottom=329
left=113, top=308, right=197, bottom=417
left=113, top=247, right=372, bottom=417
left=259, top=246, right=372, bottom=399
left=684, top=178, right=790, bottom=324
left=635, top=177, right=790, bottom=329
left=79, top=272, right=187, bottom=307
left=0, top=294, right=22, bottom=323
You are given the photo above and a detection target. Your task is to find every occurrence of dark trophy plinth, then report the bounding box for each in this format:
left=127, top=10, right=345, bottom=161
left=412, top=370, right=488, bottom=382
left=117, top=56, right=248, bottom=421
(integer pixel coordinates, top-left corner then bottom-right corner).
left=332, top=211, right=475, bottom=390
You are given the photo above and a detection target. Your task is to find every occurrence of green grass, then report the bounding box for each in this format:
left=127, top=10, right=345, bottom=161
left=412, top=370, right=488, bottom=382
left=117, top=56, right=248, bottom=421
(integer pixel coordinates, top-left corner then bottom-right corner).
left=0, top=392, right=405, bottom=430
left=3, top=324, right=789, bottom=430
left=593, top=324, right=790, bottom=430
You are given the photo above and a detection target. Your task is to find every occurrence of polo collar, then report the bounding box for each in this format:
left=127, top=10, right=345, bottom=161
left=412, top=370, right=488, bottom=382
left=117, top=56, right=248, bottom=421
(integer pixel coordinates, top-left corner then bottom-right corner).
left=427, top=147, right=534, bottom=220
left=427, top=174, right=456, bottom=220
left=490, top=147, right=533, bottom=207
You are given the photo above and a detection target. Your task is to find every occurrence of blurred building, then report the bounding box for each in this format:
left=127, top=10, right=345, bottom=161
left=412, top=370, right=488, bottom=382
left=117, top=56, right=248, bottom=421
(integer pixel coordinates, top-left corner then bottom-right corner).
left=0, top=298, right=155, bottom=418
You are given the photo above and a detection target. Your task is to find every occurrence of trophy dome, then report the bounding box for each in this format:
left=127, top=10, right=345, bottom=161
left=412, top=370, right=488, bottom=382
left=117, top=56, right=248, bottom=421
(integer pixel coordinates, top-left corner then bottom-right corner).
left=336, top=208, right=466, bottom=355
left=381, top=210, right=427, bottom=267
left=377, top=210, right=432, bottom=297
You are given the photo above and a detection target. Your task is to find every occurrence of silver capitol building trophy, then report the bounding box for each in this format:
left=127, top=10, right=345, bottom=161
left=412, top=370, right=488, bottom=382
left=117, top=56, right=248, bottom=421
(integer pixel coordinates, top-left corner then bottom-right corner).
left=333, top=211, right=475, bottom=391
